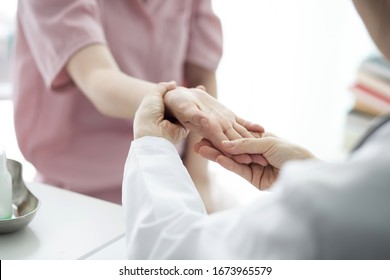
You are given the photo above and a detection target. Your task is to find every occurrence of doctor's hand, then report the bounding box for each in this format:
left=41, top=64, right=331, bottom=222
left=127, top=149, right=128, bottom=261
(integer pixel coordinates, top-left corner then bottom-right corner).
left=134, top=82, right=189, bottom=144
left=163, top=86, right=265, bottom=161
left=195, top=134, right=316, bottom=190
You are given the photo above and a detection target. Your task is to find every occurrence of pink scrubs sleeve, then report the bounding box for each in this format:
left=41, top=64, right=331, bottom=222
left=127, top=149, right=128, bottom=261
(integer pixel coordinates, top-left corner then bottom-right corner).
left=18, top=0, right=106, bottom=90
left=186, top=0, right=223, bottom=71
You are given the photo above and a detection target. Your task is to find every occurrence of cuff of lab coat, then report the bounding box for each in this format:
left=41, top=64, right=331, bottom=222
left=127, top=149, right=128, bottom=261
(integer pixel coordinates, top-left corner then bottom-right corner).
left=131, top=136, right=179, bottom=155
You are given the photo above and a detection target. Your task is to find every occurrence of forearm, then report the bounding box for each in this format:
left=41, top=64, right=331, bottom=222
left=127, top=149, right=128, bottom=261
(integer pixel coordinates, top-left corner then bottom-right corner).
left=352, top=0, right=390, bottom=60
left=85, top=69, right=156, bottom=118
left=67, top=44, right=156, bottom=119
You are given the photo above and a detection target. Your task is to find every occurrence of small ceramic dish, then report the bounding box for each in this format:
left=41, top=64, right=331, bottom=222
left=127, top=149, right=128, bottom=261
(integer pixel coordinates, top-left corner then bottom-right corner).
left=0, top=159, right=40, bottom=234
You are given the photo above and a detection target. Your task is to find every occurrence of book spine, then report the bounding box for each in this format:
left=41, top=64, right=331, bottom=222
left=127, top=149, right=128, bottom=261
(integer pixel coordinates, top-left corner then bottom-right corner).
left=356, top=71, right=390, bottom=99
left=350, top=85, right=390, bottom=116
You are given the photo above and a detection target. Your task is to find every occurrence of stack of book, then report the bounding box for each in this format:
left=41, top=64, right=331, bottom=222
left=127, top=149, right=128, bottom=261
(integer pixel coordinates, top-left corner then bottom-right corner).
left=350, top=56, right=390, bottom=116
left=345, top=56, right=390, bottom=150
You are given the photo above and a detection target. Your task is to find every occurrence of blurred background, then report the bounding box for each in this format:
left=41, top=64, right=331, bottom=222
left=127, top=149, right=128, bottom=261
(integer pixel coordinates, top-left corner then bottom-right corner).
left=0, top=1, right=377, bottom=192
left=213, top=0, right=376, bottom=157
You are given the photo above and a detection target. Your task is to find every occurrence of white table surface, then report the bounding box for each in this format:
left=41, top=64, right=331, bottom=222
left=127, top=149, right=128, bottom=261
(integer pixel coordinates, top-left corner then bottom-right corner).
left=86, top=236, right=126, bottom=260
left=0, top=182, right=125, bottom=260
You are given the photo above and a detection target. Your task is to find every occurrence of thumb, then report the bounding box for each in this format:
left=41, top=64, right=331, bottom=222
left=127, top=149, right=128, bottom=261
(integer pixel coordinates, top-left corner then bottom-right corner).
left=196, top=85, right=206, bottom=91
left=155, top=81, right=177, bottom=96
left=221, top=137, right=277, bottom=155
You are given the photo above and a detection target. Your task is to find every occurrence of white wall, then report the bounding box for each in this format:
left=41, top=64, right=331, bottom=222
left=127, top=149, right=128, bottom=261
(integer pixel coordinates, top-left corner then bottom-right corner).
left=213, top=0, right=376, bottom=159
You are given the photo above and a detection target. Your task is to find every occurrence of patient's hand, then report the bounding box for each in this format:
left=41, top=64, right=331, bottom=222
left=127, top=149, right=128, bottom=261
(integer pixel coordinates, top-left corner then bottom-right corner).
left=194, top=134, right=316, bottom=190
left=164, top=86, right=265, bottom=156
left=134, top=82, right=189, bottom=144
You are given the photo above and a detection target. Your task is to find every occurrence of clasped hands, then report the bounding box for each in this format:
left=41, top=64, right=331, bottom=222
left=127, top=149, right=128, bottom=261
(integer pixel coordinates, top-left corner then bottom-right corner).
left=134, top=82, right=315, bottom=190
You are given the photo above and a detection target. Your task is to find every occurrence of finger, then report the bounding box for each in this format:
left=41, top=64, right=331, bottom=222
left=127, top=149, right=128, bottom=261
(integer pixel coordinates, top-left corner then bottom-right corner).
left=250, top=154, right=268, bottom=166
left=224, top=126, right=243, bottom=141
left=232, top=153, right=268, bottom=166
left=194, top=138, right=213, bottom=153
left=194, top=133, right=242, bottom=162
left=248, top=131, right=264, bottom=138
left=215, top=155, right=252, bottom=183
left=232, top=154, right=253, bottom=164
left=221, top=138, right=274, bottom=155
left=233, top=123, right=254, bottom=139
left=236, top=116, right=264, bottom=133
left=162, top=120, right=189, bottom=143
left=262, top=131, right=277, bottom=138
left=197, top=145, right=224, bottom=162
left=198, top=117, right=231, bottom=149
left=194, top=138, right=231, bottom=163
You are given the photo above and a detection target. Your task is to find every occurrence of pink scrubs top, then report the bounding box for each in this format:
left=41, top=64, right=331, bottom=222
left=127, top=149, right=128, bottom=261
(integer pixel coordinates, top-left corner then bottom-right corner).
left=13, top=0, right=222, bottom=203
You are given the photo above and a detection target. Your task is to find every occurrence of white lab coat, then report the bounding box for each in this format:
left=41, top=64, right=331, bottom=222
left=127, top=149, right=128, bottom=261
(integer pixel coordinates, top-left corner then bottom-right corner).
left=122, top=117, right=390, bottom=259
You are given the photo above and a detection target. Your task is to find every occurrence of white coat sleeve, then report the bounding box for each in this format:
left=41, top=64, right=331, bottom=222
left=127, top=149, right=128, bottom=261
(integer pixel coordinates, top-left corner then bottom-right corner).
left=122, top=136, right=207, bottom=259
left=122, top=136, right=316, bottom=259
